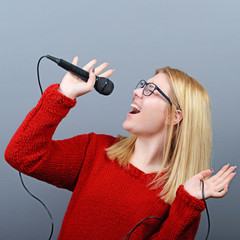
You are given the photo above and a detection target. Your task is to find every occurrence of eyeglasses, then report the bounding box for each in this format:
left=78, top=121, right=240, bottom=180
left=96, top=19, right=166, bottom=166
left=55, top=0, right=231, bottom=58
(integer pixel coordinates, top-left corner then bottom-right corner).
left=135, top=80, right=172, bottom=105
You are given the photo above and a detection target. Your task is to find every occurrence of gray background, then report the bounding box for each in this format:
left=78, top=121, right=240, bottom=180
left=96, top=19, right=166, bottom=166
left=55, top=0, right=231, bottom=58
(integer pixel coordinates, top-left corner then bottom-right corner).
left=0, top=0, right=239, bottom=239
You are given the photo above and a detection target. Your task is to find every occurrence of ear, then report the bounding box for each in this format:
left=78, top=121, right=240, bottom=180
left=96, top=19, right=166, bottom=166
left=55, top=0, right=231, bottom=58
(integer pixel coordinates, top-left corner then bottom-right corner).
left=173, top=110, right=183, bottom=125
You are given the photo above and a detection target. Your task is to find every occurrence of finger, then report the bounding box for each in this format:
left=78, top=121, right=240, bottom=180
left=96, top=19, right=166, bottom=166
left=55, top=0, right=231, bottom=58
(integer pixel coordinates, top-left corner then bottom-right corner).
left=95, top=62, right=109, bottom=75
left=210, top=164, right=230, bottom=182
left=215, top=172, right=236, bottom=191
left=98, top=69, right=115, bottom=78
left=82, top=59, right=98, bottom=71
left=86, top=67, right=96, bottom=91
left=211, top=184, right=229, bottom=198
left=214, top=165, right=237, bottom=185
left=72, top=56, right=79, bottom=66
left=196, top=169, right=213, bottom=180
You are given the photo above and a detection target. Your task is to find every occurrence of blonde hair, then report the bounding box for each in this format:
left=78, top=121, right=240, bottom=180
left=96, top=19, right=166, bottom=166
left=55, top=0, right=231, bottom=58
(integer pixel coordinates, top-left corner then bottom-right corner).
left=107, top=67, right=212, bottom=204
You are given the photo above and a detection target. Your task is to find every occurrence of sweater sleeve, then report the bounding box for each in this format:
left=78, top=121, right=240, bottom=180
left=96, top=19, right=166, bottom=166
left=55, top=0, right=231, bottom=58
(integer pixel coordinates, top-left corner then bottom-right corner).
left=149, top=185, right=205, bottom=240
left=5, top=84, right=91, bottom=191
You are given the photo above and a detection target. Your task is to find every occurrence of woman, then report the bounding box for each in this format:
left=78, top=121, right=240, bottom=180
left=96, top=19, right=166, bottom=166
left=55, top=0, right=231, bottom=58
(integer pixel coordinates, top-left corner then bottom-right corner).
left=5, top=57, right=236, bottom=240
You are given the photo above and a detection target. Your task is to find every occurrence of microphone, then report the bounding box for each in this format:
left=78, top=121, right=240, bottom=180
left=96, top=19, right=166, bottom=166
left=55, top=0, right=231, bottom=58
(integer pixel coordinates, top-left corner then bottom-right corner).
left=46, top=55, right=114, bottom=95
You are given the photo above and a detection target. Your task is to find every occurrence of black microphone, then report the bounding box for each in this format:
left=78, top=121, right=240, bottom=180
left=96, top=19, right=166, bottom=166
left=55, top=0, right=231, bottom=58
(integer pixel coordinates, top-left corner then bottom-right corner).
left=46, top=55, right=114, bottom=95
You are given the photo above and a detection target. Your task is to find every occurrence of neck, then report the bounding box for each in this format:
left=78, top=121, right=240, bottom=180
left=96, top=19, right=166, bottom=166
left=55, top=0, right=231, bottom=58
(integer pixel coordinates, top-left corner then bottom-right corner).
left=130, top=133, right=165, bottom=174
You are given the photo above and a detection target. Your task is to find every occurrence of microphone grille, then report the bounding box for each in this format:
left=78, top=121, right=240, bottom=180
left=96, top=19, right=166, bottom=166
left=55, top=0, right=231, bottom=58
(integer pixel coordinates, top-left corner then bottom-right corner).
left=95, top=77, right=114, bottom=95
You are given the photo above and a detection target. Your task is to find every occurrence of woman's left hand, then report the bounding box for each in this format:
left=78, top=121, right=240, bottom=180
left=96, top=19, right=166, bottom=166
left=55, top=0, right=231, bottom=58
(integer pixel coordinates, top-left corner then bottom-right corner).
left=183, top=164, right=237, bottom=200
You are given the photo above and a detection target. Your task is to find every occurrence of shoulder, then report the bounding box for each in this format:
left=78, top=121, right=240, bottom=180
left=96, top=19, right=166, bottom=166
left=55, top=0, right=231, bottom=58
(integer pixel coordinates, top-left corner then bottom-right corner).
left=88, top=132, right=119, bottom=148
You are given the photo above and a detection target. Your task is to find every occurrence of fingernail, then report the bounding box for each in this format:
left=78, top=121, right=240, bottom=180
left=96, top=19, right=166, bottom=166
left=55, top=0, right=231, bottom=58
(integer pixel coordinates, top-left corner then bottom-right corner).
left=226, top=163, right=230, bottom=167
left=210, top=168, right=214, bottom=172
left=112, top=69, right=116, bottom=72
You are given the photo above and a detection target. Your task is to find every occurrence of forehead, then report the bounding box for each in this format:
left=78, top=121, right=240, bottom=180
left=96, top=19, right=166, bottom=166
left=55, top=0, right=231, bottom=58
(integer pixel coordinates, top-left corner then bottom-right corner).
left=147, top=72, right=171, bottom=94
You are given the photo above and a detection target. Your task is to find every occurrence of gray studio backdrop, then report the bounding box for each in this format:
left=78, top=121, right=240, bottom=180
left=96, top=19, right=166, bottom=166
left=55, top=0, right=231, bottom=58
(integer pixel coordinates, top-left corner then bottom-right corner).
left=0, top=0, right=239, bottom=239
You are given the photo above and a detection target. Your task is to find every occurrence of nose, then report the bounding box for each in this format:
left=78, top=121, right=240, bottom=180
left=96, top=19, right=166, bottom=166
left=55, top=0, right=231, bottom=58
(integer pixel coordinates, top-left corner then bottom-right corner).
left=133, top=87, right=143, bottom=98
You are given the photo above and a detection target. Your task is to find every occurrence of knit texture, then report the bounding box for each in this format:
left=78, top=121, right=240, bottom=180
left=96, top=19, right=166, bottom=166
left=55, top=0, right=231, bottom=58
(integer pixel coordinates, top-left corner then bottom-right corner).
left=5, top=84, right=205, bottom=240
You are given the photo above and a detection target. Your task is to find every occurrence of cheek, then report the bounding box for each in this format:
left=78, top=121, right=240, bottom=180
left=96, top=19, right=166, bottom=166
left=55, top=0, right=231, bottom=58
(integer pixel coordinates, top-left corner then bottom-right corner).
left=142, top=105, right=168, bottom=132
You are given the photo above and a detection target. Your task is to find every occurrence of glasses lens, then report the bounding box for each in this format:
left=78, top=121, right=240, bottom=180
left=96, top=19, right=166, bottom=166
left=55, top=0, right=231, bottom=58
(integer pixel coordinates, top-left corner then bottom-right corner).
left=146, top=83, right=155, bottom=92
left=136, top=80, right=146, bottom=89
left=143, top=83, right=155, bottom=96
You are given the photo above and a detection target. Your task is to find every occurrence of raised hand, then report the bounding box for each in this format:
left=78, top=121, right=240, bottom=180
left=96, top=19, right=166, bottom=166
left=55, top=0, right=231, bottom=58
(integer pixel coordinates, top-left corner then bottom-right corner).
left=58, top=57, right=115, bottom=99
left=183, top=164, right=237, bottom=200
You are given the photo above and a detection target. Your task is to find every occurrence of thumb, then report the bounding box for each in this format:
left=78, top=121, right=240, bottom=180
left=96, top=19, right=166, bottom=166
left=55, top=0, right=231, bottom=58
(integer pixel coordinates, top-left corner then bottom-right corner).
left=196, top=169, right=213, bottom=180
left=72, top=56, right=79, bottom=66
left=86, top=67, right=96, bottom=90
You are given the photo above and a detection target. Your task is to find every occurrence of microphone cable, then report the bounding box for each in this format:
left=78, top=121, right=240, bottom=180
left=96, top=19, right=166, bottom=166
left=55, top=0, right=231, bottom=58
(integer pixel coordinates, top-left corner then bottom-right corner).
left=37, top=55, right=48, bottom=94
left=123, top=180, right=210, bottom=240
left=18, top=55, right=53, bottom=240
left=19, top=172, right=54, bottom=240
left=201, top=179, right=211, bottom=240
left=123, top=217, right=164, bottom=240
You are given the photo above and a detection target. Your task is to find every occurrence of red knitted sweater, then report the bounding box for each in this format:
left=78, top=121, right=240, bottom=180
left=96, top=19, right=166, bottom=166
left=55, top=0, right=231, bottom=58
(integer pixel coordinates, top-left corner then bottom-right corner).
left=5, top=84, right=205, bottom=240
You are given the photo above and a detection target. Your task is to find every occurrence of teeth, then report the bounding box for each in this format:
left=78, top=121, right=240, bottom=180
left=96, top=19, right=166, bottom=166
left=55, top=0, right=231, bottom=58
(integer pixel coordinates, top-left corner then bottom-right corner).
left=131, top=103, right=141, bottom=112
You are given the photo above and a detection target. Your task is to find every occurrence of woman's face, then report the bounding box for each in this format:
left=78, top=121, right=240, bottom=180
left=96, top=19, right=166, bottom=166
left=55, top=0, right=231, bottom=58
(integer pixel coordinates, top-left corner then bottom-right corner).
left=122, top=72, right=171, bottom=137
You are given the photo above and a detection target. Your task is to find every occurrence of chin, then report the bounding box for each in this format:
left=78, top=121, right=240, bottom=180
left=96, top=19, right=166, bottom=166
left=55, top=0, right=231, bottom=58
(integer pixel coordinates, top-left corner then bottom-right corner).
left=122, top=120, right=129, bottom=131
left=122, top=121, right=138, bottom=136
left=122, top=120, right=132, bottom=133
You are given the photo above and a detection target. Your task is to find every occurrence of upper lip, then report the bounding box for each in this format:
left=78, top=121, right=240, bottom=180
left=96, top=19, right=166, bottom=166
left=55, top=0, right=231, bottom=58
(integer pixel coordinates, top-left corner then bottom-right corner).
left=131, top=101, right=141, bottom=111
left=132, top=101, right=141, bottom=109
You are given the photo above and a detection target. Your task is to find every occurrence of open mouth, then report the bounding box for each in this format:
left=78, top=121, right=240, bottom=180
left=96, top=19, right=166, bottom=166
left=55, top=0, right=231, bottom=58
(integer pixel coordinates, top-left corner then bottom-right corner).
left=129, top=103, right=141, bottom=114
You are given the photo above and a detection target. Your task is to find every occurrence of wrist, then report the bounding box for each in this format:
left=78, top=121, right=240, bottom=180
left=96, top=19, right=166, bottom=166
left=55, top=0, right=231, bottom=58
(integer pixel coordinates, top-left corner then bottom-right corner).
left=177, top=185, right=205, bottom=211
left=183, top=184, right=202, bottom=200
left=57, top=86, right=76, bottom=100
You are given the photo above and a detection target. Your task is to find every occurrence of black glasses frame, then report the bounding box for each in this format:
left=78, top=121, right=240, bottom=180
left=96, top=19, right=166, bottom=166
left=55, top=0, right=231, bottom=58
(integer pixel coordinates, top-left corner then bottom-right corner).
left=136, top=80, right=172, bottom=105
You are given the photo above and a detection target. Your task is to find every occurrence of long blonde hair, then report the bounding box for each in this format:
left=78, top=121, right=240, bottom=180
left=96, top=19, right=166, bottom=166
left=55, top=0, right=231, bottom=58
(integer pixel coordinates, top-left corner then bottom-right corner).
left=106, top=67, right=212, bottom=204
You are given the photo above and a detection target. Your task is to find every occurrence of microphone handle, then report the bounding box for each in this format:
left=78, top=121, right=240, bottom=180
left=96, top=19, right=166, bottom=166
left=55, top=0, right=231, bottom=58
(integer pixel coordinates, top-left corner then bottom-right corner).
left=58, top=59, right=99, bottom=81
left=46, top=55, right=114, bottom=95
